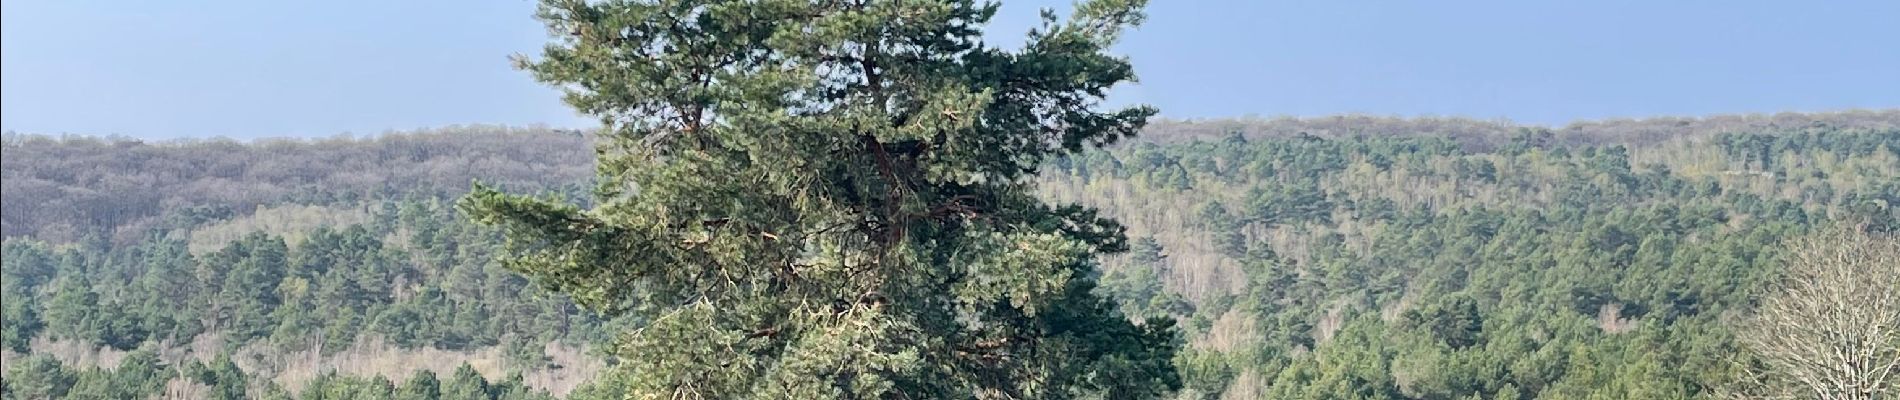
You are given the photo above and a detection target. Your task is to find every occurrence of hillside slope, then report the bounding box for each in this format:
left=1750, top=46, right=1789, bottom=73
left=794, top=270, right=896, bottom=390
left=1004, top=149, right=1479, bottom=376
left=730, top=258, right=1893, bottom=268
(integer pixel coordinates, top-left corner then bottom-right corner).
left=2, top=111, right=1896, bottom=399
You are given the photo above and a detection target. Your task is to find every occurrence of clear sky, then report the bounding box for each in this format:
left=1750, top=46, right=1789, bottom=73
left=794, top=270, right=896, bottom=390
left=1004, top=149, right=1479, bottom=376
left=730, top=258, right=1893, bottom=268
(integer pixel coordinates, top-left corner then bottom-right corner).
left=4, top=1, right=1897, bottom=139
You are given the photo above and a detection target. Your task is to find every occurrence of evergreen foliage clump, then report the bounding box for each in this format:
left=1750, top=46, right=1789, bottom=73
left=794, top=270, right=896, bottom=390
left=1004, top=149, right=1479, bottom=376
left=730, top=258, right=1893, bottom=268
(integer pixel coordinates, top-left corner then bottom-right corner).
left=463, top=0, right=1184, bottom=398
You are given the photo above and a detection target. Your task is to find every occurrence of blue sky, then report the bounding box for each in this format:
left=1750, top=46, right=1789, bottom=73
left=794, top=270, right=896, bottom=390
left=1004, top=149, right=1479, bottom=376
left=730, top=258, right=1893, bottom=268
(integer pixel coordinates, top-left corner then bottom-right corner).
left=3, top=1, right=1897, bottom=139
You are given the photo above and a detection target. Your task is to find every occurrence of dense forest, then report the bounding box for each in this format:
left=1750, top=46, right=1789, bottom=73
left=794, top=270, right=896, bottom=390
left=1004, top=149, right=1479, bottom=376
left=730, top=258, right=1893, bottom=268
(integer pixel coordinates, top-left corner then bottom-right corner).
left=2, top=126, right=612, bottom=399
left=3, top=111, right=1898, bottom=399
left=1048, top=115, right=1900, bottom=399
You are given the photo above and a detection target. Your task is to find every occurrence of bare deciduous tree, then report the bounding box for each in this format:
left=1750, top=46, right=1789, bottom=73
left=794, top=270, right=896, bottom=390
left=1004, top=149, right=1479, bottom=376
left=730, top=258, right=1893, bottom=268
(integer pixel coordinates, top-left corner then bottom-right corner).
left=1728, top=228, right=1900, bottom=400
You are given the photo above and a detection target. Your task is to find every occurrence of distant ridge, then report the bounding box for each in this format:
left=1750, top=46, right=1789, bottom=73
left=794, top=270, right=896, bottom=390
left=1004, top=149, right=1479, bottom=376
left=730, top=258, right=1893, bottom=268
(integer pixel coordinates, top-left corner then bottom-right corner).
left=7, top=110, right=1894, bottom=242
left=1140, top=109, right=1900, bottom=146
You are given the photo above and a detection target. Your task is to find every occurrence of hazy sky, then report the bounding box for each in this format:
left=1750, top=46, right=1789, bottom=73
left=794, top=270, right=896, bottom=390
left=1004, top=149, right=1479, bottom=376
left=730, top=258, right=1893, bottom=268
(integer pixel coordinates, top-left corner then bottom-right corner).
left=4, top=1, right=1897, bottom=139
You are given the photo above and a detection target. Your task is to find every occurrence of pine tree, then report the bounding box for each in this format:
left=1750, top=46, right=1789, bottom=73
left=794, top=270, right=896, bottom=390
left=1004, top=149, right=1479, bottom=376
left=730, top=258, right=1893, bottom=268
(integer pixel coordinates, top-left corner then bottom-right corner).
left=213, top=233, right=290, bottom=340
left=43, top=274, right=103, bottom=344
left=1, top=240, right=57, bottom=289
left=2, top=355, right=76, bottom=399
left=461, top=0, right=1180, bottom=398
left=133, top=238, right=201, bottom=340
left=442, top=364, right=490, bottom=400
left=200, top=353, right=250, bottom=400
left=397, top=369, right=442, bottom=400
left=111, top=349, right=168, bottom=397
left=0, top=290, right=40, bottom=352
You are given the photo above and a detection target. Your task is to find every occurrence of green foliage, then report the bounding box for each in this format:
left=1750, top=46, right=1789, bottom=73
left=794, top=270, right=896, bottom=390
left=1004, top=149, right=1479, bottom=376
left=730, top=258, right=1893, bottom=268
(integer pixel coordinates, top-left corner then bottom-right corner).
left=1100, top=237, right=1193, bottom=318
left=190, top=353, right=252, bottom=400
left=0, top=351, right=172, bottom=400
left=62, top=349, right=170, bottom=399
left=2, top=355, right=75, bottom=400
left=4, top=74, right=1894, bottom=400
left=0, top=242, right=49, bottom=352
left=0, top=197, right=619, bottom=399
left=1049, top=125, right=1897, bottom=398
left=462, top=0, right=1181, bottom=397
left=288, top=363, right=555, bottom=400
left=1, top=197, right=615, bottom=352
left=300, top=372, right=397, bottom=400
left=398, top=370, right=443, bottom=400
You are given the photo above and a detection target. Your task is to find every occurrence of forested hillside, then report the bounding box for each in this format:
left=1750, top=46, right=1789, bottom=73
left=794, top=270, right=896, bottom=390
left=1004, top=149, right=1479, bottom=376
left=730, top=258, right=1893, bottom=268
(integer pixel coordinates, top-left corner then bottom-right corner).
left=3, top=111, right=1897, bottom=399
left=0, top=126, right=593, bottom=244
left=2, top=126, right=606, bottom=399
left=1049, top=116, right=1900, bottom=398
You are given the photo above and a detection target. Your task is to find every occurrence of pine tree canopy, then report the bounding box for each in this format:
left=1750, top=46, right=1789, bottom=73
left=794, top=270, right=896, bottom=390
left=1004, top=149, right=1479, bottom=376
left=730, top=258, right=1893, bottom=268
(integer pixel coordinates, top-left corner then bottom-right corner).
left=459, top=0, right=1182, bottom=398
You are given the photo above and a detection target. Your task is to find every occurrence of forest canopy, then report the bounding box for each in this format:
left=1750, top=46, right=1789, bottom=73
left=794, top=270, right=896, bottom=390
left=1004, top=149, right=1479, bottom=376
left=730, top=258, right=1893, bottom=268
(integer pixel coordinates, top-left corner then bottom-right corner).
left=3, top=110, right=1897, bottom=399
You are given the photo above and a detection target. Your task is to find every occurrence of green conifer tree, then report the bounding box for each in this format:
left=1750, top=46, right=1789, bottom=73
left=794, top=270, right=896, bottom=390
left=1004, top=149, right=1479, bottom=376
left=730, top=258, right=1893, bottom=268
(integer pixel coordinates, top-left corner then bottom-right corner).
left=461, top=0, right=1181, bottom=397
left=442, top=364, right=490, bottom=400
left=397, top=369, right=442, bottom=400
left=2, top=355, right=76, bottom=399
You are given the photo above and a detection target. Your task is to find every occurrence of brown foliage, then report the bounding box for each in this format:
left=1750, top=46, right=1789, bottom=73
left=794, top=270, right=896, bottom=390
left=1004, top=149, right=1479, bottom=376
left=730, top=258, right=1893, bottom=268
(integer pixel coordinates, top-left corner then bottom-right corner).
left=1141, top=109, right=1900, bottom=148
left=1727, top=228, right=1900, bottom=399
left=1, top=125, right=593, bottom=243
